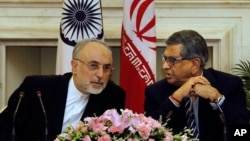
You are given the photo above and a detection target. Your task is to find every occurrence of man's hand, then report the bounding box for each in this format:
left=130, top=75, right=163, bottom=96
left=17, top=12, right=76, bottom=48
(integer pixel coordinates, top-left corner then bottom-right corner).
left=172, top=76, right=211, bottom=102
left=193, top=84, right=222, bottom=102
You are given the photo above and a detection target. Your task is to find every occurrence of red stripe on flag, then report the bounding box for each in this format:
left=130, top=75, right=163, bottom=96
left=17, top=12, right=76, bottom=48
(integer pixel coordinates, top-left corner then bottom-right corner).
left=121, top=28, right=155, bottom=85
left=120, top=0, right=156, bottom=113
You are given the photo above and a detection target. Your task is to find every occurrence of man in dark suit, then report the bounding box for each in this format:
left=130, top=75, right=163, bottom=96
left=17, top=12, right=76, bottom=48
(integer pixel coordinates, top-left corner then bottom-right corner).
left=0, top=39, right=126, bottom=141
left=144, top=30, right=249, bottom=141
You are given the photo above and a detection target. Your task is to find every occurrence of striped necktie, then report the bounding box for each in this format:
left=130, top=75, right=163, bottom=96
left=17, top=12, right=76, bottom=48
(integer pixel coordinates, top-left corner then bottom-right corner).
left=185, top=97, right=199, bottom=138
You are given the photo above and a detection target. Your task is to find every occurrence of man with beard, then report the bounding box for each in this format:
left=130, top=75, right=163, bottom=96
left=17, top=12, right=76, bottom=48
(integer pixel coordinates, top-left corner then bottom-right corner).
left=0, top=39, right=126, bottom=141
left=144, top=30, right=249, bottom=141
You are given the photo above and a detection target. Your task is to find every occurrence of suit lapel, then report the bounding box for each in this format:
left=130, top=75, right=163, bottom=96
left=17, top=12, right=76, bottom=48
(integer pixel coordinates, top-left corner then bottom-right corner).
left=49, top=73, right=71, bottom=136
left=81, top=95, right=95, bottom=119
left=198, top=69, right=223, bottom=139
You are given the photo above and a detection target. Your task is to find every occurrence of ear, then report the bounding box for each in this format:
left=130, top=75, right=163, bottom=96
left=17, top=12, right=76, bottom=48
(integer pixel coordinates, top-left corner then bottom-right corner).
left=71, top=60, right=78, bottom=73
left=191, top=58, right=201, bottom=74
left=110, top=67, right=114, bottom=74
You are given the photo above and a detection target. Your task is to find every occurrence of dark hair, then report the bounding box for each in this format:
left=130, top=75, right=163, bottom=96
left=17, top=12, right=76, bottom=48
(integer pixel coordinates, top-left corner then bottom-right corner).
left=165, top=30, right=208, bottom=68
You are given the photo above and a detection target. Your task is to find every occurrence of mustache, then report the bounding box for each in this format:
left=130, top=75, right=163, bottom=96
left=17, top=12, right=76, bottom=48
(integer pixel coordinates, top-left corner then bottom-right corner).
left=90, top=78, right=104, bottom=84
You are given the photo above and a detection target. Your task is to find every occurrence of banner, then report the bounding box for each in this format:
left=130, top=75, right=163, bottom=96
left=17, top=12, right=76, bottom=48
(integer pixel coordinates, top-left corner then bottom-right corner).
left=120, top=0, right=157, bottom=113
left=56, top=0, right=104, bottom=74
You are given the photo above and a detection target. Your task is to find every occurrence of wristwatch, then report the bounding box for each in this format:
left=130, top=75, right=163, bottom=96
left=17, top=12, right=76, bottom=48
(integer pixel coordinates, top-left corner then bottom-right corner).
left=217, top=95, right=225, bottom=105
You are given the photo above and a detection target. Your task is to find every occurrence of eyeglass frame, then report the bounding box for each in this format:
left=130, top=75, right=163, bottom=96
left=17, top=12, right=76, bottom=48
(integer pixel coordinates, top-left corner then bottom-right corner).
left=161, top=54, right=195, bottom=66
left=73, top=58, right=112, bottom=73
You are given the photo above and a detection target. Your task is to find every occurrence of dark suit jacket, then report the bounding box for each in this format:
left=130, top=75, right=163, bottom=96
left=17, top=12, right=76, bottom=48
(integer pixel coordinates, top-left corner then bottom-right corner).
left=0, top=73, right=126, bottom=141
left=144, top=68, right=249, bottom=141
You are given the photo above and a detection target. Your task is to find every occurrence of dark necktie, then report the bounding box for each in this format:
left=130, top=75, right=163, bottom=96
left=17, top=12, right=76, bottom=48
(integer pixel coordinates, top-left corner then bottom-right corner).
left=185, top=97, right=199, bottom=138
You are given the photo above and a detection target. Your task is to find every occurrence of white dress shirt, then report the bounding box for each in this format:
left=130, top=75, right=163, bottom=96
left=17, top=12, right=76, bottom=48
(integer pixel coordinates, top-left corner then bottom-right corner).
left=61, top=77, right=90, bottom=132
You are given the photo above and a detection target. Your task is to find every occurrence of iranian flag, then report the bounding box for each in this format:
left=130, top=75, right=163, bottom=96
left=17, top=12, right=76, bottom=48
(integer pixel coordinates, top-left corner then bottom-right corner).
left=120, top=0, right=156, bottom=113
left=56, top=0, right=104, bottom=74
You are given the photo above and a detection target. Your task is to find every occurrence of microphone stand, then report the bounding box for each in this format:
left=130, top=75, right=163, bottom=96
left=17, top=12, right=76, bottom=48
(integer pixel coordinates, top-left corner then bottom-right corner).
left=12, top=92, right=24, bottom=141
left=216, top=102, right=227, bottom=141
left=37, top=91, right=48, bottom=141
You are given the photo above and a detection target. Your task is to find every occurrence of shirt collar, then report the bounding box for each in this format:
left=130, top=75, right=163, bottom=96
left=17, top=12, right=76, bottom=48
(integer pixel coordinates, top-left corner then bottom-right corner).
left=68, top=77, right=89, bottom=100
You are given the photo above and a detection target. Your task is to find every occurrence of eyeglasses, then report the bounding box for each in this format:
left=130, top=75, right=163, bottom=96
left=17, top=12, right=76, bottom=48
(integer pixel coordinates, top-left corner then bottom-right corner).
left=161, top=54, right=187, bottom=66
left=74, top=58, right=112, bottom=73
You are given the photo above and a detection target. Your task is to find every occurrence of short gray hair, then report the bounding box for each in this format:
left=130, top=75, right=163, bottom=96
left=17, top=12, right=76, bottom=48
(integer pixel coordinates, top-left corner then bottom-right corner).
left=72, top=38, right=112, bottom=59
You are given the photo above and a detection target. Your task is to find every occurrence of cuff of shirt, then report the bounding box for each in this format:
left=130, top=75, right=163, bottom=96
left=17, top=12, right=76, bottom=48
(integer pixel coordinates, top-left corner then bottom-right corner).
left=169, top=96, right=180, bottom=107
left=210, top=95, right=225, bottom=110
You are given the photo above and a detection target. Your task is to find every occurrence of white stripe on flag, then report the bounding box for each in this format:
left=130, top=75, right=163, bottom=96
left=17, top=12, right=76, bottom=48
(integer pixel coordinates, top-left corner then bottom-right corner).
left=120, top=0, right=157, bottom=113
left=56, top=0, right=104, bottom=74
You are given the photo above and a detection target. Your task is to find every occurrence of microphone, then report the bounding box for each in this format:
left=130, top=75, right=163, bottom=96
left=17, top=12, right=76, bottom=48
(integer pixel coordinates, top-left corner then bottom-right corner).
left=216, top=102, right=227, bottom=141
left=36, top=91, right=48, bottom=141
left=12, top=91, right=24, bottom=141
